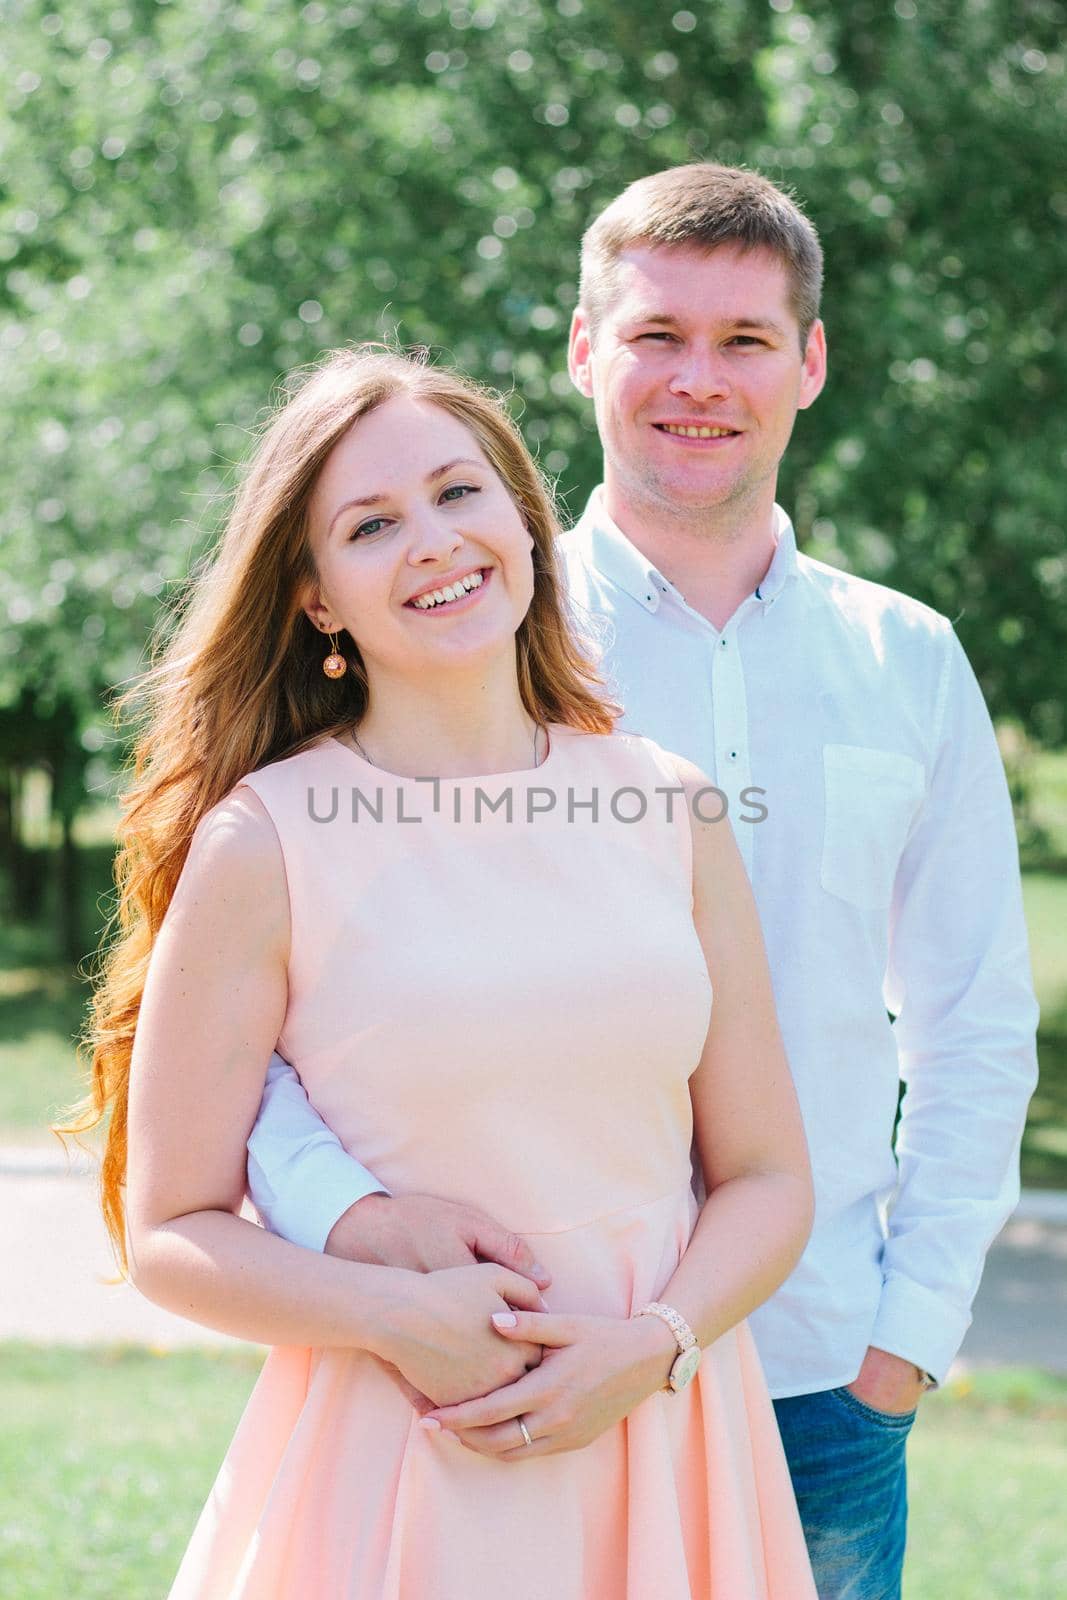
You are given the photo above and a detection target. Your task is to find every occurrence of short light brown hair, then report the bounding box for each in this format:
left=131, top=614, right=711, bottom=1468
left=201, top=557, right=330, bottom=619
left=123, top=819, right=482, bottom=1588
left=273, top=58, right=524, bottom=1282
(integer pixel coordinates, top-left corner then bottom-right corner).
left=579, top=163, right=824, bottom=353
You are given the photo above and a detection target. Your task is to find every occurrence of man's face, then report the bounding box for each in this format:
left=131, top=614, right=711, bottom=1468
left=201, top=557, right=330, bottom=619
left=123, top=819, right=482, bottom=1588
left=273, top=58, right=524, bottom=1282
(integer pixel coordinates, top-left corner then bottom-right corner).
left=569, top=242, right=826, bottom=524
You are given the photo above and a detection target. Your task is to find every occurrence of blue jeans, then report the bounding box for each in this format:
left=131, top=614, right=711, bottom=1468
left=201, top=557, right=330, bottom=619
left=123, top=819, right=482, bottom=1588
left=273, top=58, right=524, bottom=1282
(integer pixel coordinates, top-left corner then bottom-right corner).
left=772, top=1386, right=916, bottom=1600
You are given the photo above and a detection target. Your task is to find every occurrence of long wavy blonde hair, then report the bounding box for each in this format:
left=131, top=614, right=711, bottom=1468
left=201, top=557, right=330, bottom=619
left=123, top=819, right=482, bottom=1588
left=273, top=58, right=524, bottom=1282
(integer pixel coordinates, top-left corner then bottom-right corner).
left=56, top=344, right=620, bottom=1269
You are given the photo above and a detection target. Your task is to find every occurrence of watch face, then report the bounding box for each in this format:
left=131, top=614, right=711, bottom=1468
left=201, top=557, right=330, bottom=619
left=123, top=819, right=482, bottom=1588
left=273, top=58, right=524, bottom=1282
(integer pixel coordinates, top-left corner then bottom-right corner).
left=669, top=1346, right=701, bottom=1393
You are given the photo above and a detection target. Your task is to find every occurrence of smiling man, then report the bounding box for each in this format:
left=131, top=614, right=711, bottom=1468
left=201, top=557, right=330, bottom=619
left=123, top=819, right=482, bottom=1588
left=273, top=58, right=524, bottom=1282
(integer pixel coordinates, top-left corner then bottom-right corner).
left=242, top=165, right=1038, bottom=1600
left=573, top=238, right=824, bottom=634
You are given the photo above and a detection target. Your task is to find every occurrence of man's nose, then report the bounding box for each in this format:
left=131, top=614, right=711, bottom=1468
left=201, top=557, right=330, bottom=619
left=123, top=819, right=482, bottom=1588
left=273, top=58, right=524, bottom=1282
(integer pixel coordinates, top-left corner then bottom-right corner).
left=668, top=346, right=731, bottom=403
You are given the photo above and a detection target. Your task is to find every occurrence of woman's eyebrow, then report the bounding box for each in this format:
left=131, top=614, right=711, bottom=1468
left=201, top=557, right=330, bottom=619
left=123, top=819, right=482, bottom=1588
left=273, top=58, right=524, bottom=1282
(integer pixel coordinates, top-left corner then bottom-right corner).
left=327, top=458, right=485, bottom=535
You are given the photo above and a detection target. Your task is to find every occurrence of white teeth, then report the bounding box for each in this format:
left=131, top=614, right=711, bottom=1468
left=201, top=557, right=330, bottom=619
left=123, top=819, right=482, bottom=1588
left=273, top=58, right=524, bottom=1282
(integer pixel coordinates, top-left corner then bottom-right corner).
left=662, top=424, right=736, bottom=438
left=412, top=570, right=485, bottom=609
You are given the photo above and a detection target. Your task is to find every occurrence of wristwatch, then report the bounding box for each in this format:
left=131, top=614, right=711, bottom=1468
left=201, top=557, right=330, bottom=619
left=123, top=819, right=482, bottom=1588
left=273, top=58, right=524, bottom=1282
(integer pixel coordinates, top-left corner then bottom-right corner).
left=635, top=1301, right=701, bottom=1393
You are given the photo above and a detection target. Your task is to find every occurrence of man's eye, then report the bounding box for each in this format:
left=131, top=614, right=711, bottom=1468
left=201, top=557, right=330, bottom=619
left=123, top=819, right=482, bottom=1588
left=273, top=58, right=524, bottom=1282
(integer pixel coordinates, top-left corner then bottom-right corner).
left=730, top=336, right=763, bottom=346
left=638, top=332, right=676, bottom=342
left=350, top=517, right=389, bottom=540
left=441, top=483, right=479, bottom=502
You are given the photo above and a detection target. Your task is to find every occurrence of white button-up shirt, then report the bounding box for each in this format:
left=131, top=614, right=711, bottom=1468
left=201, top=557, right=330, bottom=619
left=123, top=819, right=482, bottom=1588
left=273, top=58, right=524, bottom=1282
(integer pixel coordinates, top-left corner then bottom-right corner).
left=247, top=488, right=1038, bottom=1397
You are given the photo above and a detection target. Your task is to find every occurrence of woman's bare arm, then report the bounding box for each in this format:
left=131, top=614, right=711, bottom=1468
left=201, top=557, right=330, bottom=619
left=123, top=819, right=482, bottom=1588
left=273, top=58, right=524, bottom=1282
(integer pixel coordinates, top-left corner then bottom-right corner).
left=125, top=786, right=545, bottom=1394
left=648, top=754, right=815, bottom=1352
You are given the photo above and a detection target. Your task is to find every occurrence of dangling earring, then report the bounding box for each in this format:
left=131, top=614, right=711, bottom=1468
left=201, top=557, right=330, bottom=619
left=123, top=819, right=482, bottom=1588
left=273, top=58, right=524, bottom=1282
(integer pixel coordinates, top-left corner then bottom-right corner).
left=322, top=630, right=347, bottom=679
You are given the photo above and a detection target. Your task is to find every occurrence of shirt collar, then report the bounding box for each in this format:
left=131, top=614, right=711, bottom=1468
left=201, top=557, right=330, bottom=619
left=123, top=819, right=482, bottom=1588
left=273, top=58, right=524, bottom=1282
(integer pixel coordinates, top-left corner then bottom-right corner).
left=572, top=486, right=799, bottom=614
left=754, top=506, right=798, bottom=605
left=574, top=487, right=667, bottom=613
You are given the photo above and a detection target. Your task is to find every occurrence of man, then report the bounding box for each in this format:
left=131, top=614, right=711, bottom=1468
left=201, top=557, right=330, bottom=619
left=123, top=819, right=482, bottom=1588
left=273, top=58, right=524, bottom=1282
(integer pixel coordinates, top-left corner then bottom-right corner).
left=245, top=164, right=1038, bottom=1599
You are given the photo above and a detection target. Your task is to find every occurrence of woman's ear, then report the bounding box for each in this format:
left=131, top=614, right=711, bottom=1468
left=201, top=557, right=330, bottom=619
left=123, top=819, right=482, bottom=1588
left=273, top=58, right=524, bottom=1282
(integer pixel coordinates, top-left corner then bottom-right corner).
left=299, top=583, right=337, bottom=635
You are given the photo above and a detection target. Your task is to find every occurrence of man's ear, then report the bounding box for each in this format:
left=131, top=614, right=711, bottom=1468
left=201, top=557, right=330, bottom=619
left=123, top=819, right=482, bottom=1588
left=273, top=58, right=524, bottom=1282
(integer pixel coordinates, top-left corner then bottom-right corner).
left=797, top=318, right=828, bottom=412
left=568, top=307, right=595, bottom=399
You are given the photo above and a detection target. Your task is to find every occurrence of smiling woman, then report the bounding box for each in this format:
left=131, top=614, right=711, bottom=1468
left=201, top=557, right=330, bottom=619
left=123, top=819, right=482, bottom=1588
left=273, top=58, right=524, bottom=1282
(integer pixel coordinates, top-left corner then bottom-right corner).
left=57, top=341, right=620, bottom=1260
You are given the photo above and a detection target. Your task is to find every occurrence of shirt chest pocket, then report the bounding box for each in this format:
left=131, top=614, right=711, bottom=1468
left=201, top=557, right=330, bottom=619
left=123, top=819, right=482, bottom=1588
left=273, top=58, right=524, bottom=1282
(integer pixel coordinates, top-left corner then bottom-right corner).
left=821, top=744, right=926, bottom=911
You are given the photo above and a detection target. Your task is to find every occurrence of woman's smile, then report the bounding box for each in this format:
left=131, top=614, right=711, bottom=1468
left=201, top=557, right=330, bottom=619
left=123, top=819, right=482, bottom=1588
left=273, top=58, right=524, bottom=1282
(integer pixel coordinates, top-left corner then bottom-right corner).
left=404, top=565, right=493, bottom=615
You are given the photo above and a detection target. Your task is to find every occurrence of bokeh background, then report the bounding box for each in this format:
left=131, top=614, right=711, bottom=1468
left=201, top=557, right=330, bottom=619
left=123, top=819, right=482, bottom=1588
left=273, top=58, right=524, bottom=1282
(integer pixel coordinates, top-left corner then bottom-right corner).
left=1, top=2, right=1065, bottom=1595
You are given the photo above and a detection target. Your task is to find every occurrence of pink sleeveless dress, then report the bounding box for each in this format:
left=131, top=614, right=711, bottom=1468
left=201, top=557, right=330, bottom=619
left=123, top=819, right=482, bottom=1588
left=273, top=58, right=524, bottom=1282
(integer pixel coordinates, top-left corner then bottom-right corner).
left=168, top=724, right=816, bottom=1599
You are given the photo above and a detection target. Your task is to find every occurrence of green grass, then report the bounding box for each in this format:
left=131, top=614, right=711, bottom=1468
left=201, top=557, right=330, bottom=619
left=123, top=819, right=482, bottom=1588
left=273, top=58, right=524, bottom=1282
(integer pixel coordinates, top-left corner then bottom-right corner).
left=906, top=1369, right=1067, bottom=1599
left=1021, top=873, right=1067, bottom=1186
left=1021, top=747, right=1067, bottom=869
left=0, top=843, right=114, bottom=1148
left=1, top=1345, right=1063, bottom=1599
left=0, top=937, right=96, bottom=1149
left=0, top=1343, right=265, bottom=1600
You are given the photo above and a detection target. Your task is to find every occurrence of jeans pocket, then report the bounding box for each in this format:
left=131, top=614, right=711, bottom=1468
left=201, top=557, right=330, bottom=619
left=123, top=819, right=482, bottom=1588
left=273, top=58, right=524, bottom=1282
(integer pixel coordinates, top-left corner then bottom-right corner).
left=829, top=1384, right=917, bottom=1429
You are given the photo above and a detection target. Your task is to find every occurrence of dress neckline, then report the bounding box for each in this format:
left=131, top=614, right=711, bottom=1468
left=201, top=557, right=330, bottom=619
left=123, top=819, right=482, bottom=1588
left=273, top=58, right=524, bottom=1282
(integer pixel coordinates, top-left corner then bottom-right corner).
left=324, top=723, right=566, bottom=784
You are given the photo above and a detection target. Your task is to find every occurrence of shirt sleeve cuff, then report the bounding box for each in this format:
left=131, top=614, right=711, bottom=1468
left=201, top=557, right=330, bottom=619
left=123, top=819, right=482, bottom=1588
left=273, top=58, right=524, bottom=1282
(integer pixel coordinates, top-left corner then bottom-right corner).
left=869, top=1271, right=971, bottom=1386
left=248, top=1135, right=391, bottom=1254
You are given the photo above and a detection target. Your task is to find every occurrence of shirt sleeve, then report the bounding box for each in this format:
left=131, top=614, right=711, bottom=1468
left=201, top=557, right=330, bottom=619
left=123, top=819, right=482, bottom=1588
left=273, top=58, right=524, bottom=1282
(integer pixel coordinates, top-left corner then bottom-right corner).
left=874, top=626, right=1040, bottom=1381
left=246, top=1051, right=390, bottom=1253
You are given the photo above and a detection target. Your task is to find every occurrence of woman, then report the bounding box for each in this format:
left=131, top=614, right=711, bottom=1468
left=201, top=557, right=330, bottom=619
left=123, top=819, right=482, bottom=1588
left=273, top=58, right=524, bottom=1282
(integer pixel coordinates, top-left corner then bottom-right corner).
left=65, top=346, right=816, bottom=1597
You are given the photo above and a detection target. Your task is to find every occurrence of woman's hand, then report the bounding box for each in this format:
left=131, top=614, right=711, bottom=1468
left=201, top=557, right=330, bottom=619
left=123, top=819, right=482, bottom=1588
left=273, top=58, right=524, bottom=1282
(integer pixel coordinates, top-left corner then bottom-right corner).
left=377, top=1262, right=549, bottom=1408
left=418, top=1309, right=677, bottom=1460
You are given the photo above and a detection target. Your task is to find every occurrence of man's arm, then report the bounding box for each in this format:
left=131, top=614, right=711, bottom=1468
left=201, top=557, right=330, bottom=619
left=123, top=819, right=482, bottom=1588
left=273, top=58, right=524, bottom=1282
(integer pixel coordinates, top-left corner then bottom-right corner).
left=873, top=625, right=1040, bottom=1383
left=246, top=1052, right=390, bottom=1253
left=247, top=1052, right=553, bottom=1289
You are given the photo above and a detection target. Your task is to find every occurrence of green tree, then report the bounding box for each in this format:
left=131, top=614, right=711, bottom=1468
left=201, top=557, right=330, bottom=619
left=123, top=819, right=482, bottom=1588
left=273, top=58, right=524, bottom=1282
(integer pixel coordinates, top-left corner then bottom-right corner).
left=2, top=0, right=1064, bottom=949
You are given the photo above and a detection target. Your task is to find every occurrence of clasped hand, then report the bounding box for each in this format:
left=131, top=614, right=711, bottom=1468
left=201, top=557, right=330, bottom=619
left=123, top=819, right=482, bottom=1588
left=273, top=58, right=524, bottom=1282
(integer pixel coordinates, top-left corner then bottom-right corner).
left=328, top=1191, right=672, bottom=1459
left=419, top=1308, right=671, bottom=1462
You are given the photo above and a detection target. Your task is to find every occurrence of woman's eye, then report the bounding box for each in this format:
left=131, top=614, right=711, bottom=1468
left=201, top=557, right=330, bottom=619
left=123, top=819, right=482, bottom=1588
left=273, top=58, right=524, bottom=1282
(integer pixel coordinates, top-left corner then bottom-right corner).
left=440, top=483, right=479, bottom=503
left=350, top=517, right=389, bottom=540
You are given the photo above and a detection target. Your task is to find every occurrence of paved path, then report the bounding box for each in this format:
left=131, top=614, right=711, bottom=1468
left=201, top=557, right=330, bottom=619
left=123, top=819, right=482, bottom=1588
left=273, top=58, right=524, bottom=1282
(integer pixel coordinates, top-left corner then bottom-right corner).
left=3, top=1150, right=1065, bottom=1372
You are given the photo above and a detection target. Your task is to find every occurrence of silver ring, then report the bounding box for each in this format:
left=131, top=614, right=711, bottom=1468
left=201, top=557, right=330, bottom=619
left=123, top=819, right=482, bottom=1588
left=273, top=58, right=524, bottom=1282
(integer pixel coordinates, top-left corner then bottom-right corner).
left=517, top=1416, right=533, bottom=1448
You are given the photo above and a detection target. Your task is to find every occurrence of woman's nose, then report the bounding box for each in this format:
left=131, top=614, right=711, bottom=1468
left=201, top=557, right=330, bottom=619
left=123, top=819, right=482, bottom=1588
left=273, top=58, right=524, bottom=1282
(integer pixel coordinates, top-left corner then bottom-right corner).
left=407, top=507, right=465, bottom=564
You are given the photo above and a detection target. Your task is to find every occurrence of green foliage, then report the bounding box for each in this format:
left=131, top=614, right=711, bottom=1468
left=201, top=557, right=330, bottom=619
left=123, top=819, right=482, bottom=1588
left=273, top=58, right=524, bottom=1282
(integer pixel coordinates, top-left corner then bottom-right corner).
left=2, top=0, right=1064, bottom=773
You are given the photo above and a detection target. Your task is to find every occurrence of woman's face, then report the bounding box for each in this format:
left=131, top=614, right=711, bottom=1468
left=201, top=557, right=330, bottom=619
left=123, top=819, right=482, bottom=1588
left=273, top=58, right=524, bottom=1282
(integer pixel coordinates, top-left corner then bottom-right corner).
left=304, top=395, right=536, bottom=684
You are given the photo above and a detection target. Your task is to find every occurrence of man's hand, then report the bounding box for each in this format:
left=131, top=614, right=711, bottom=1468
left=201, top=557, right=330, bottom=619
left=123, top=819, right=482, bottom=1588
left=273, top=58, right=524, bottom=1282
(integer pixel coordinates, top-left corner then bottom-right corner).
left=847, top=1345, right=926, bottom=1415
left=324, top=1192, right=552, bottom=1288
left=325, top=1193, right=552, bottom=1417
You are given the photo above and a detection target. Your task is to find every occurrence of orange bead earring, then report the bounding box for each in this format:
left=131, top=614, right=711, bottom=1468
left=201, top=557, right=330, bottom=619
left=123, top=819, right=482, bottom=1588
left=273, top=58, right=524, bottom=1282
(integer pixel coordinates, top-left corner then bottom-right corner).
left=322, top=630, right=347, bottom=679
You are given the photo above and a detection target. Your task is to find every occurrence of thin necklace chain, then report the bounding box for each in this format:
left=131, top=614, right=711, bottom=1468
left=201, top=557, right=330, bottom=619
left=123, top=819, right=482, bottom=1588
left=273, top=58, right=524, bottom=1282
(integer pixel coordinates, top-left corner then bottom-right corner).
left=349, top=720, right=544, bottom=771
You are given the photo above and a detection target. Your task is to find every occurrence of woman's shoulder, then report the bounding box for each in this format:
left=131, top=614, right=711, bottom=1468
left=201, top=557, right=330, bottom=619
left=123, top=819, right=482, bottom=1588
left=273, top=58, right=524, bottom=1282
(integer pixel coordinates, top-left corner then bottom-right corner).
left=178, top=785, right=289, bottom=937
left=559, top=723, right=696, bottom=785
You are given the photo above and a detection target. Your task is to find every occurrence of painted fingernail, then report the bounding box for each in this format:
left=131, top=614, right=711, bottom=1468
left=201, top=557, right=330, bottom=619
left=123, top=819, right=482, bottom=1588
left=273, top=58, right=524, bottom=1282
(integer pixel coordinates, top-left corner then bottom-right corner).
left=532, top=1263, right=548, bottom=1278
left=419, top=1417, right=441, bottom=1432
left=492, top=1312, right=518, bottom=1327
